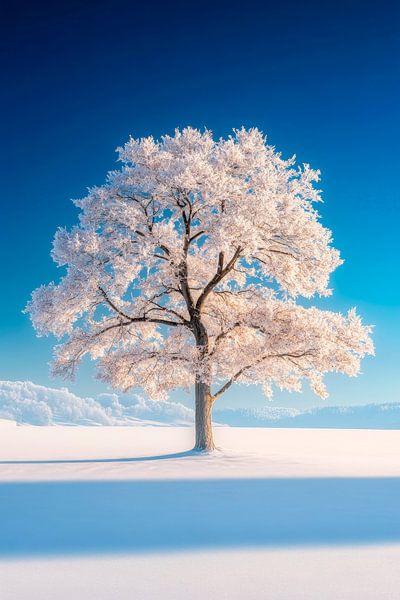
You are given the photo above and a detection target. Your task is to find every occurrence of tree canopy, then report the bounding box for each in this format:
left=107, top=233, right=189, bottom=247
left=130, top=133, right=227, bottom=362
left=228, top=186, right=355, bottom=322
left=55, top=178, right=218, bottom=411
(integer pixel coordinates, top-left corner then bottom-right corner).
left=26, top=127, right=373, bottom=419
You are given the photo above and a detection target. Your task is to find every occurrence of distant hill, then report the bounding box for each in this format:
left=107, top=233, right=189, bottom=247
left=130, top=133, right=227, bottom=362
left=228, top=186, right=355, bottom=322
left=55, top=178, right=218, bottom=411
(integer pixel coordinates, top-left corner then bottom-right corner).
left=214, top=404, right=400, bottom=429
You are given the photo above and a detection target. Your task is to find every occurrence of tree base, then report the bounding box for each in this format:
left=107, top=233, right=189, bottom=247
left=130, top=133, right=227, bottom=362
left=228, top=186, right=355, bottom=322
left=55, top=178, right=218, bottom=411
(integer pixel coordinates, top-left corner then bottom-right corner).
left=192, top=444, right=222, bottom=455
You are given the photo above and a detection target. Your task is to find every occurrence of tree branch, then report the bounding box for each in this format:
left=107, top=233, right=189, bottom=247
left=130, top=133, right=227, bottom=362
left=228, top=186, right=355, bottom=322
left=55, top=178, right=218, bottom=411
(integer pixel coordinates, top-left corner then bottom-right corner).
left=209, top=323, right=242, bottom=355
left=189, top=230, right=205, bottom=243
left=196, top=247, right=242, bottom=311
left=212, top=349, right=317, bottom=401
left=175, top=195, right=196, bottom=315
left=98, top=287, right=182, bottom=328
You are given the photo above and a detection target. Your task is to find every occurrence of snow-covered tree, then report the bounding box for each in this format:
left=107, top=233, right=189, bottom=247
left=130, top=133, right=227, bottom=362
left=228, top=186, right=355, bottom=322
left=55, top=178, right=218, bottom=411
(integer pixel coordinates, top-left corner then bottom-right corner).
left=26, top=128, right=374, bottom=450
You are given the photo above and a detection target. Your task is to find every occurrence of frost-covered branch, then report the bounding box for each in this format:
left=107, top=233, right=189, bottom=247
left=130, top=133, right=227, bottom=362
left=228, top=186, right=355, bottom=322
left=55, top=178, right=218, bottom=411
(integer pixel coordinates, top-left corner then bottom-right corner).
left=196, top=246, right=242, bottom=311
left=98, top=287, right=184, bottom=327
left=212, top=350, right=317, bottom=401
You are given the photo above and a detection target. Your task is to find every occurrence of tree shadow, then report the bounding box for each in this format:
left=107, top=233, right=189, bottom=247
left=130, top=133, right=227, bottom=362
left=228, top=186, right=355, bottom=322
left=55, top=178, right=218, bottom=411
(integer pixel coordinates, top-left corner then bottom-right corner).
left=0, top=450, right=197, bottom=465
left=1, top=477, right=400, bottom=557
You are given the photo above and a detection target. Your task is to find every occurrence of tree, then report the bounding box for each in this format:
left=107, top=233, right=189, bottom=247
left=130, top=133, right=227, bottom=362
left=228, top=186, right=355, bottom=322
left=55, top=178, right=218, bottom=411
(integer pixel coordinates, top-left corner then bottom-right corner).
left=26, top=128, right=374, bottom=450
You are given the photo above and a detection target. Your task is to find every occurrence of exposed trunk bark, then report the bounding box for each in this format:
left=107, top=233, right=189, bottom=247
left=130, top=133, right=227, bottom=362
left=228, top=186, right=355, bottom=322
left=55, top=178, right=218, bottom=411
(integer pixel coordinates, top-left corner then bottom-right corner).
left=194, top=379, right=215, bottom=451
left=189, top=311, right=214, bottom=451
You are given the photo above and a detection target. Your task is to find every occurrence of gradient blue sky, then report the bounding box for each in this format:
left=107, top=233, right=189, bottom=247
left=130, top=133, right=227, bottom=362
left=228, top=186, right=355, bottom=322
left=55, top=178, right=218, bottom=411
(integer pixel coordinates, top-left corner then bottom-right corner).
left=1, top=0, right=399, bottom=409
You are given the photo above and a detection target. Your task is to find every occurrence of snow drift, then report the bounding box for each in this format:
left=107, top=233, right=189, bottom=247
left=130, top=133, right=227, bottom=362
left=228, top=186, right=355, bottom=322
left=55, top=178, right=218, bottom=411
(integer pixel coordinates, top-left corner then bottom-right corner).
left=0, top=381, right=193, bottom=426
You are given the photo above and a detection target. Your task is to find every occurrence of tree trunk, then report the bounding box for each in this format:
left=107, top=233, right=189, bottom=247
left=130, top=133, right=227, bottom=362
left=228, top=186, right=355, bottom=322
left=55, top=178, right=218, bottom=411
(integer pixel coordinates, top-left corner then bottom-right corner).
left=194, top=379, right=215, bottom=451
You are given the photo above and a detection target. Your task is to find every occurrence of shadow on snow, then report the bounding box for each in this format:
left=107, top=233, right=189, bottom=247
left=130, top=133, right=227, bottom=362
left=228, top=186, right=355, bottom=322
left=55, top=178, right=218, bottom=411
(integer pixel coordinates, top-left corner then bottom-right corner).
left=1, top=476, right=400, bottom=557
left=0, top=450, right=196, bottom=465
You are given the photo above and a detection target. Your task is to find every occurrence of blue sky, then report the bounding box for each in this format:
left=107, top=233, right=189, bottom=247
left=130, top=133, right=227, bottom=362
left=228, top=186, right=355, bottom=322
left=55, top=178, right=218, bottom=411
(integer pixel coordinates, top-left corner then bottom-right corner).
left=1, top=0, right=399, bottom=409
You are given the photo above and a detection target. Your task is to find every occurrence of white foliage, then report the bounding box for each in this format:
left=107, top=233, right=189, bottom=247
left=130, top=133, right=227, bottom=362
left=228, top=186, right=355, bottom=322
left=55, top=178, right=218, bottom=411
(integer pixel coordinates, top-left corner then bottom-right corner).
left=25, top=127, right=374, bottom=403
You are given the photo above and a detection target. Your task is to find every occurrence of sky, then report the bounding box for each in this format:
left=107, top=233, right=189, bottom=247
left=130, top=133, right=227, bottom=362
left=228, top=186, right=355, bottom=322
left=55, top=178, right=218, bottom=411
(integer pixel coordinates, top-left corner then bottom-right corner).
left=1, top=0, right=399, bottom=410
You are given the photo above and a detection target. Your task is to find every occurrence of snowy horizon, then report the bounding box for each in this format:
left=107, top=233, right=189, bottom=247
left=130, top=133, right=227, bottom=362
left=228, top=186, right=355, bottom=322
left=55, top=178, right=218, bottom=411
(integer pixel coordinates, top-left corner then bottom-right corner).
left=2, top=379, right=400, bottom=429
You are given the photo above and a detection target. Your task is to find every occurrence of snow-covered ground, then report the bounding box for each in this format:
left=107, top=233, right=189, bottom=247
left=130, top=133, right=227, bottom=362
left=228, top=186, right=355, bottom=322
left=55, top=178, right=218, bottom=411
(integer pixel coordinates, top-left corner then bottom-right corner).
left=1, top=420, right=400, bottom=599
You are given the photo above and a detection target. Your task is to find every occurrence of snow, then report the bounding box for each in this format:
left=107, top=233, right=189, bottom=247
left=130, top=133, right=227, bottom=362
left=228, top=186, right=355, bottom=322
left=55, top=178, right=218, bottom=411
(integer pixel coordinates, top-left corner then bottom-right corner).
left=0, top=380, right=194, bottom=426
left=3, top=380, right=400, bottom=430
left=2, top=546, right=400, bottom=600
left=1, top=421, right=400, bottom=598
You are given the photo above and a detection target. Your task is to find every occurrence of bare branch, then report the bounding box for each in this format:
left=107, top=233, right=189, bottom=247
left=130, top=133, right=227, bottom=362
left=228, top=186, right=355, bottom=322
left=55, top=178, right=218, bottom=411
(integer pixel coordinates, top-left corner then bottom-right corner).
left=189, top=230, right=205, bottom=243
